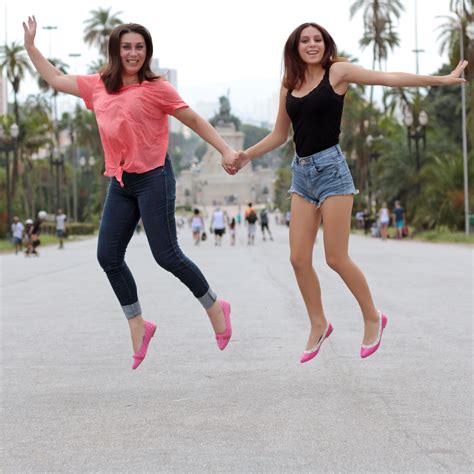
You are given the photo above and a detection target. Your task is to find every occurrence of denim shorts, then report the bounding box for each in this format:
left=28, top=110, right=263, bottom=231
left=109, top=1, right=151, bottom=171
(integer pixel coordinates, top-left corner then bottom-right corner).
left=288, top=144, right=357, bottom=208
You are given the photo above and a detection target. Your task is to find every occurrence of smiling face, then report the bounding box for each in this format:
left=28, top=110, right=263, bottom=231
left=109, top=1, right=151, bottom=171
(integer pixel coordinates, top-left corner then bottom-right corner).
left=298, top=25, right=325, bottom=65
left=120, top=32, right=147, bottom=78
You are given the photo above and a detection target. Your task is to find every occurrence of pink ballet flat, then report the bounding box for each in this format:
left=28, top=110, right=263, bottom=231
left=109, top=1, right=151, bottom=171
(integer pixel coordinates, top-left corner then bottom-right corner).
left=215, top=300, right=232, bottom=350
left=132, top=320, right=157, bottom=370
left=360, top=312, right=388, bottom=359
left=300, top=323, right=333, bottom=364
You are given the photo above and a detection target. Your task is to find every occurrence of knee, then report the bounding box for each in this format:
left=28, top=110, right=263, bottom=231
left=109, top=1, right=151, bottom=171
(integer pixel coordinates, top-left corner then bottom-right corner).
left=325, top=254, right=348, bottom=272
left=290, top=252, right=311, bottom=273
left=155, top=247, right=184, bottom=273
left=97, top=248, right=119, bottom=272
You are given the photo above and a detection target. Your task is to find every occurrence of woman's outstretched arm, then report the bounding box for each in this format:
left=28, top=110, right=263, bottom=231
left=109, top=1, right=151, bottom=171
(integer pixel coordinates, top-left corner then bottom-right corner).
left=23, top=16, right=80, bottom=97
left=332, top=60, right=468, bottom=89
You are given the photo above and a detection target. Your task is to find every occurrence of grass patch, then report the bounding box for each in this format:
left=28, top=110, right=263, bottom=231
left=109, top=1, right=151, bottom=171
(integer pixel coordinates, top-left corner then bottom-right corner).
left=411, top=229, right=474, bottom=244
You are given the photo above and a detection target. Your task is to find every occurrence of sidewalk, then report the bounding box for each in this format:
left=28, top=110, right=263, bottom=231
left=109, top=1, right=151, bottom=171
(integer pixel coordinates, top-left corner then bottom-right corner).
left=1, top=224, right=472, bottom=472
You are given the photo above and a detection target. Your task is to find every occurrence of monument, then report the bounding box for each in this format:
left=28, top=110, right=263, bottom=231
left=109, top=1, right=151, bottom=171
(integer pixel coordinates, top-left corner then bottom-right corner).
left=176, top=97, right=274, bottom=206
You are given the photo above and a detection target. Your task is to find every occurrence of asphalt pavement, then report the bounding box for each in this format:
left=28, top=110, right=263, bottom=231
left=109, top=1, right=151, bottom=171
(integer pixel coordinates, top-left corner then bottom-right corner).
left=1, top=222, right=472, bottom=473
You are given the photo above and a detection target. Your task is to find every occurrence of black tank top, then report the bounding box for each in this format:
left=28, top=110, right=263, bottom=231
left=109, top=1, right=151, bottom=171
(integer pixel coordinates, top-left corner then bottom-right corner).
left=286, top=65, right=345, bottom=157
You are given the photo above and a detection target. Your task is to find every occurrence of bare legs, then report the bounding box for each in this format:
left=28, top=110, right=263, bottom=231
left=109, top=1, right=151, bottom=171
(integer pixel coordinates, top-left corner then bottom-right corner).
left=289, top=194, right=380, bottom=349
left=289, top=195, right=327, bottom=350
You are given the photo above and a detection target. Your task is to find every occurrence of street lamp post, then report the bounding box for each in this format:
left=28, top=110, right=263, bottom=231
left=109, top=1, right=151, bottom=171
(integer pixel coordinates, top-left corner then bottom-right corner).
left=459, top=21, right=472, bottom=235
left=42, top=25, right=57, bottom=58
left=50, top=152, right=64, bottom=211
left=67, top=52, right=83, bottom=223
left=0, top=123, right=19, bottom=236
left=403, top=109, right=428, bottom=172
left=79, top=155, right=95, bottom=222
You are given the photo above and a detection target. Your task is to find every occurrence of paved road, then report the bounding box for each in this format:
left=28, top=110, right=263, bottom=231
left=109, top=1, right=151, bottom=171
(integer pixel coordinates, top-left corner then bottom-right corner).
left=1, top=224, right=472, bottom=473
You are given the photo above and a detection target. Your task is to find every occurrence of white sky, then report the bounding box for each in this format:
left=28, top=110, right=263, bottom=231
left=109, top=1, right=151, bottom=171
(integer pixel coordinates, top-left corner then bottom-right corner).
left=2, top=0, right=456, bottom=123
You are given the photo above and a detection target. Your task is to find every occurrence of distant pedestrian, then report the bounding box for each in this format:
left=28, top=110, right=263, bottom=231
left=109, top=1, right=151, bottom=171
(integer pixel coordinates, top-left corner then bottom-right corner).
left=55, top=208, right=67, bottom=249
left=23, top=219, right=33, bottom=256
left=284, top=211, right=291, bottom=227
left=362, top=208, right=371, bottom=235
left=191, top=208, right=204, bottom=245
left=245, top=202, right=258, bottom=245
left=393, top=200, right=406, bottom=240
left=260, top=207, right=273, bottom=241
left=26, top=210, right=46, bottom=256
left=355, top=210, right=364, bottom=230
left=211, top=207, right=226, bottom=246
left=378, top=202, right=390, bottom=241
left=11, top=216, right=24, bottom=255
left=229, top=217, right=236, bottom=246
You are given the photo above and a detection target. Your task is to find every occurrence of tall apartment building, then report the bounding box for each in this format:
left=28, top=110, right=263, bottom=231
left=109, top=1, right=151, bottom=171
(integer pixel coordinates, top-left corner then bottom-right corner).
left=151, top=58, right=182, bottom=134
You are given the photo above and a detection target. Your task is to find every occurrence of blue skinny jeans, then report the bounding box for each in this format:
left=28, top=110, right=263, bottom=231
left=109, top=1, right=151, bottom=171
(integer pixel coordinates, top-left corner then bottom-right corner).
left=97, top=156, right=216, bottom=319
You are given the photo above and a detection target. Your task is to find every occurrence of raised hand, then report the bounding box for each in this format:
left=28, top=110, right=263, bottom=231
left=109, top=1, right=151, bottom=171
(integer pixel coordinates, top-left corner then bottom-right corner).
left=444, top=60, right=469, bottom=84
left=23, top=15, right=37, bottom=49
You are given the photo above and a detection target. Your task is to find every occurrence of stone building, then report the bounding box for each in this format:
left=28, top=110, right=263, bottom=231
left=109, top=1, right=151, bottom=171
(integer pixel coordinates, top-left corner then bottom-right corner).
left=176, top=122, right=275, bottom=207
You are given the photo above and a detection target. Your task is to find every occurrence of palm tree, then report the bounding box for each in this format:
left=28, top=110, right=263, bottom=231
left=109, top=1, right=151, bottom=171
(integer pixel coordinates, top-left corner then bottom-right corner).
left=0, top=41, right=35, bottom=126
left=437, top=1, right=473, bottom=82
left=37, top=58, right=69, bottom=124
left=83, top=7, right=123, bottom=60
left=87, top=58, right=107, bottom=74
left=437, top=0, right=474, bottom=146
left=0, top=41, right=35, bottom=193
left=350, top=0, right=404, bottom=104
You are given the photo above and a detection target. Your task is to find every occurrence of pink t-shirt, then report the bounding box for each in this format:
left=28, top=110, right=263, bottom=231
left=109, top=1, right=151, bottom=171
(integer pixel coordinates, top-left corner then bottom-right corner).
left=77, top=74, right=188, bottom=186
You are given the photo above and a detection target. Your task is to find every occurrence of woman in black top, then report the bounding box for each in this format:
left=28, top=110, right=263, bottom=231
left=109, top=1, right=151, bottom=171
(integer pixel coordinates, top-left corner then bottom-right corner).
left=236, top=22, right=467, bottom=362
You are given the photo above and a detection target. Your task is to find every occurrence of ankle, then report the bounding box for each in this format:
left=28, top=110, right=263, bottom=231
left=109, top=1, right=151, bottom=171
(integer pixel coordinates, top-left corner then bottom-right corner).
left=363, top=310, right=379, bottom=324
left=128, top=315, right=145, bottom=330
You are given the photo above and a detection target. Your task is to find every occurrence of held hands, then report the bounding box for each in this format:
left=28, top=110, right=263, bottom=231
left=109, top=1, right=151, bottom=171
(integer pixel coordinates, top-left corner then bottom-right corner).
left=443, top=60, right=469, bottom=84
left=221, top=149, right=240, bottom=175
left=221, top=149, right=251, bottom=175
left=22, top=15, right=37, bottom=49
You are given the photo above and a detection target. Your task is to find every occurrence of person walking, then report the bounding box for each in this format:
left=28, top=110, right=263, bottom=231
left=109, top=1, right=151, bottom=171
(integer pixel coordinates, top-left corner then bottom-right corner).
left=392, top=201, right=406, bottom=240
left=25, top=210, right=46, bottom=257
left=228, top=216, right=237, bottom=246
left=259, top=207, right=273, bottom=241
left=234, top=22, right=467, bottom=362
left=11, top=216, right=24, bottom=255
left=190, top=208, right=204, bottom=245
left=210, top=207, right=226, bottom=246
left=23, top=17, right=235, bottom=368
left=378, top=202, right=390, bottom=241
left=244, top=203, right=258, bottom=245
left=55, top=208, right=67, bottom=249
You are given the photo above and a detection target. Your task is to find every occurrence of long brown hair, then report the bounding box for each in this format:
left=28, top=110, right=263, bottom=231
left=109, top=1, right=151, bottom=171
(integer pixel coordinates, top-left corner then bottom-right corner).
left=283, top=22, right=339, bottom=91
left=101, top=23, right=159, bottom=93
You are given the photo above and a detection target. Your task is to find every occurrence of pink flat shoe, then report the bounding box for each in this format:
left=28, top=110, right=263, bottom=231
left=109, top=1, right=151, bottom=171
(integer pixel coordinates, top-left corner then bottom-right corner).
left=300, top=323, right=333, bottom=364
left=132, top=320, right=157, bottom=370
left=360, top=312, right=388, bottom=359
left=215, top=300, right=232, bottom=350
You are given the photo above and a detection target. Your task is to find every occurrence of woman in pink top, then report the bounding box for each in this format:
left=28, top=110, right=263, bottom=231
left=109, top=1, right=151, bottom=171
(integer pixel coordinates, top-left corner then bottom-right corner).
left=23, top=16, right=233, bottom=369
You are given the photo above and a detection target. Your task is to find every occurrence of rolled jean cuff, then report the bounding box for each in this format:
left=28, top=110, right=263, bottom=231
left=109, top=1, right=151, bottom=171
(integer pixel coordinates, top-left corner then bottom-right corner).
left=198, top=288, right=217, bottom=309
left=122, top=301, right=142, bottom=320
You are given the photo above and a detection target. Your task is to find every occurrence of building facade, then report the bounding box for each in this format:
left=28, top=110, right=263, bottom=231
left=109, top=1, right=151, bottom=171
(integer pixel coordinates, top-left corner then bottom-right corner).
left=176, top=123, right=275, bottom=207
